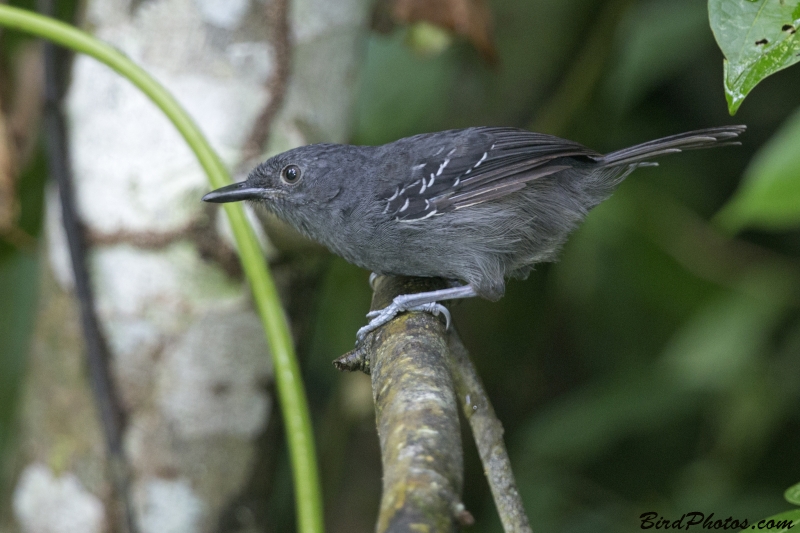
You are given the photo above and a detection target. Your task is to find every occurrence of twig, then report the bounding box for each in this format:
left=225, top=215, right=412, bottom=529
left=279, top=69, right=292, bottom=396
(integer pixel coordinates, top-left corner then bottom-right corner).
left=240, top=0, right=292, bottom=164
left=358, top=276, right=471, bottom=532
left=38, top=1, right=136, bottom=531
left=448, top=330, right=532, bottom=533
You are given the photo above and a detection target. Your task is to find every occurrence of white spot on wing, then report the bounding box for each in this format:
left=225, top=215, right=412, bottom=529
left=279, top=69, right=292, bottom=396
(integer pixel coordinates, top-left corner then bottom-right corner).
left=417, top=208, right=438, bottom=220
left=474, top=152, right=488, bottom=168
left=398, top=208, right=439, bottom=223
left=420, top=179, right=427, bottom=193
left=387, top=187, right=399, bottom=201
left=399, top=198, right=410, bottom=212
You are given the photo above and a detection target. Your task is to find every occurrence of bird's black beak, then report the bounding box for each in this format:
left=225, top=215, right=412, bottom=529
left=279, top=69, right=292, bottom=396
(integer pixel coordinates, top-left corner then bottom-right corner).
left=202, top=181, right=266, bottom=203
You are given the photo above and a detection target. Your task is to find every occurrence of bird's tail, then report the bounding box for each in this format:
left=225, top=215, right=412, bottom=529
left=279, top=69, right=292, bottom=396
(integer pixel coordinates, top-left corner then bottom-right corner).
left=598, top=125, right=746, bottom=167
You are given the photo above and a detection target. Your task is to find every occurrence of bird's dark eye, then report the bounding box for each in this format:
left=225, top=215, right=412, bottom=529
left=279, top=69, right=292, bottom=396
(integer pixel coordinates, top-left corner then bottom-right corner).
left=281, top=164, right=302, bottom=184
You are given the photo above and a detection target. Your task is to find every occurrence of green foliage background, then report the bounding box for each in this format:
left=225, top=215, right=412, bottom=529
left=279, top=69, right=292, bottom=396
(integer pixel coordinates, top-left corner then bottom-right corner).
left=2, top=0, right=800, bottom=532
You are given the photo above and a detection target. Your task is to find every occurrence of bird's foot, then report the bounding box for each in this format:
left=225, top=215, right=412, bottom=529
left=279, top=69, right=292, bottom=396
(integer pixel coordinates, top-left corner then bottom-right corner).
left=365, top=302, right=451, bottom=327
left=357, top=300, right=451, bottom=342
left=356, top=283, right=477, bottom=343
left=356, top=304, right=398, bottom=341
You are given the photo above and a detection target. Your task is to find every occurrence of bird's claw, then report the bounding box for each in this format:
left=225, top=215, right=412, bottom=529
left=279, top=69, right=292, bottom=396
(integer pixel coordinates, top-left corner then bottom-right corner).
left=356, top=301, right=451, bottom=342
left=357, top=303, right=400, bottom=341
left=409, top=302, right=452, bottom=330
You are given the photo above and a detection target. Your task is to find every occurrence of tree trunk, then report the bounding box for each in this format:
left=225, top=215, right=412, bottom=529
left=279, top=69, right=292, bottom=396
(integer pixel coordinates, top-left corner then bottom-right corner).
left=8, top=0, right=370, bottom=531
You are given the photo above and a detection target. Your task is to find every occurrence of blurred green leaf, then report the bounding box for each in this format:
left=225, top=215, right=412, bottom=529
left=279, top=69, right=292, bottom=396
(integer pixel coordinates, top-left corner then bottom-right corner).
left=353, top=0, right=601, bottom=144
left=715, top=107, right=800, bottom=232
left=353, top=31, right=458, bottom=145
left=405, top=22, right=453, bottom=57
left=605, top=0, right=709, bottom=113
left=786, top=482, right=800, bottom=506
left=520, top=375, right=696, bottom=465
left=709, top=0, right=800, bottom=114
left=308, top=258, right=372, bottom=374
left=0, top=251, right=39, bottom=462
left=659, top=269, right=794, bottom=391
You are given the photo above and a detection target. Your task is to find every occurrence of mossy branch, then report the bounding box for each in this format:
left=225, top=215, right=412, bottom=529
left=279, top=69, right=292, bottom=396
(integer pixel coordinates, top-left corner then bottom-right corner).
left=362, top=276, right=469, bottom=532
left=337, top=276, right=532, bottom=532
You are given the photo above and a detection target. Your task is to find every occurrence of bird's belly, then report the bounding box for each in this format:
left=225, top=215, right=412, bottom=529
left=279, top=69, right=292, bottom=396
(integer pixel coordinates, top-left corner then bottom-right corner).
left=330, top=217, right=512, bottom=300
left=322, top=221, right=461, bottom=280
left=339, top=235, right=459, bottom=279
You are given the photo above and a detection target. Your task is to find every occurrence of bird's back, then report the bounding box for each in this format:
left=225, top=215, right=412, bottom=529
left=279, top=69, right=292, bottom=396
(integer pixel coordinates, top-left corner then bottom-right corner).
left=325, top=126, right=743, bottom=299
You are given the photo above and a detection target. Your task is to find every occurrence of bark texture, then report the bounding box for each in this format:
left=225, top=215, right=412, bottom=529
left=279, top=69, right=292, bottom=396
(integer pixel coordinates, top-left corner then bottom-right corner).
left=367, top=277, right=466, bottom=533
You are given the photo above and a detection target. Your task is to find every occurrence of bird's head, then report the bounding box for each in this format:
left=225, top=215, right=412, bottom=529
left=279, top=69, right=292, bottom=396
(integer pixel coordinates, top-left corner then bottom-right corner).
left=202, top=144, right=351, bottom=222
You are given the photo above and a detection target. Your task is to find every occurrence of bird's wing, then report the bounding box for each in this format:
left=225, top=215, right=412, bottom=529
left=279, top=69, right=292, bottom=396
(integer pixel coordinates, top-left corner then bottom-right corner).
left=380, top=127, right=601, bottom=221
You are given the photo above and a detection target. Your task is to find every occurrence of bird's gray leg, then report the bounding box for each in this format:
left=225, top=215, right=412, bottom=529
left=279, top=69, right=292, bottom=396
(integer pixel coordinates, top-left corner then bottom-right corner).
left=357, top=284, right=478, bottom=341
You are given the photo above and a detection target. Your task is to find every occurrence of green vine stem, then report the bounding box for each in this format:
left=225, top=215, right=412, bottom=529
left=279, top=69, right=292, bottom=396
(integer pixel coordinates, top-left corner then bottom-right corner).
left=0, top=6, right=323, bottom=533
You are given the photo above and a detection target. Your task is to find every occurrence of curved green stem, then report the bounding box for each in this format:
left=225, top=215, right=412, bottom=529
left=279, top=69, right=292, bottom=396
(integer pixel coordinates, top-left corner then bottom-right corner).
left=0, top=6, right=323, bottom=533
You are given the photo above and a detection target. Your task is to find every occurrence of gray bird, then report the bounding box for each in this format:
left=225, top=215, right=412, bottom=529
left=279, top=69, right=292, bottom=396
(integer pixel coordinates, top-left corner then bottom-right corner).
left=203, top=126, right=745, bottom=340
